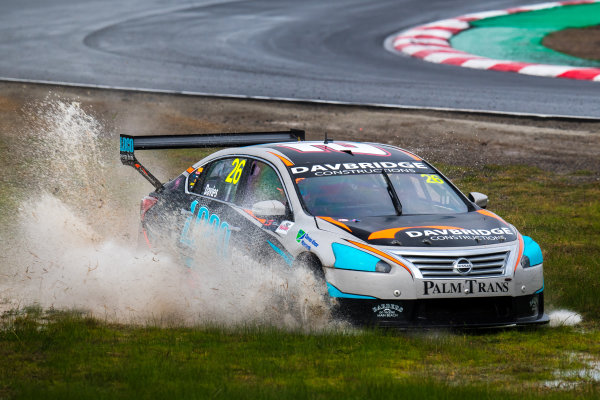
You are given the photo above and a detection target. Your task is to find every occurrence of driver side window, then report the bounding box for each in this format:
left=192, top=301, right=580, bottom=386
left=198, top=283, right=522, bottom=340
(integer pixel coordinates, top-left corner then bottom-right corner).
left=193, top=157, right=247, bottom=203
left=240, top=160, right=288, bottom=209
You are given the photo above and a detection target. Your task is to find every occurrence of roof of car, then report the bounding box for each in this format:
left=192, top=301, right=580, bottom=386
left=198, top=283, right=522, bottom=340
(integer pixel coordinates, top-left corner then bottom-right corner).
left=255, top=141, right=424, bottom=165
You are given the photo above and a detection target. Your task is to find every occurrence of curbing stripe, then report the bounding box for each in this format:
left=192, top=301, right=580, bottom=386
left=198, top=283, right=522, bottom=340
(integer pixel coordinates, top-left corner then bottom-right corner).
left=489, top=62, right=533, bottom=72
left=424, top=52, right=473, bottom=63
left=385, top=0, right=600, bottom=82
left=519, top=65, right=574, bottom=77
left=559, top=68, right=600, bottom=79
left=422, top=19, right=470, bottom=29
left=459, top=10, right=508, bottom=19
left=441, top=57, right=481, bottom=66
left=462, top=59, right=504, bottom=69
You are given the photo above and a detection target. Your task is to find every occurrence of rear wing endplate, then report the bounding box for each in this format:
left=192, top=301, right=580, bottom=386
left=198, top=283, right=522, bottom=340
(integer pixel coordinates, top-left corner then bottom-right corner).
left=119, top=129, right=305, bottom=191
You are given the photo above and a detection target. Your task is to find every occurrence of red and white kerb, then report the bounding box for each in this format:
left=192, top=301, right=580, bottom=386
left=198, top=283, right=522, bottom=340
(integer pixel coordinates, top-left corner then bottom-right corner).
left=386, top=0, right=600, bottom=82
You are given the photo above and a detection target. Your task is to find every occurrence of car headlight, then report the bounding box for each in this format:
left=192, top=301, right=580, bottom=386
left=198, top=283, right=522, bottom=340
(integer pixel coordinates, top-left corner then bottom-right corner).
left=332, top=243, right=392, bottom=273
left=521, top=236, right=543, bottom=268
left=375, top=260, right=392, bottom=273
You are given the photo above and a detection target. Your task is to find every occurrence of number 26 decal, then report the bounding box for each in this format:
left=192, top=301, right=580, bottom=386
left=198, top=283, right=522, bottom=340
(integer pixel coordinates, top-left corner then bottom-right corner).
left=225, top=158, right=246, bottom=184
left=421, top=174, right=444, bottom=184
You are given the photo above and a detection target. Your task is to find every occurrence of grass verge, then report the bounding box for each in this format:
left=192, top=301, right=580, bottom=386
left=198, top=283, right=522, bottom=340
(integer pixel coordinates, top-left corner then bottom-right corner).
left=1, top=310, right=600, bottom=399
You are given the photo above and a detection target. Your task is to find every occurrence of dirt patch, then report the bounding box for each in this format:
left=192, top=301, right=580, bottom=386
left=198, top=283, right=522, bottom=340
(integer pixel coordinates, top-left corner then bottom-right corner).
left=0, top=81, right=599, bottom=181
left=543, top=25, right=600, bottom=60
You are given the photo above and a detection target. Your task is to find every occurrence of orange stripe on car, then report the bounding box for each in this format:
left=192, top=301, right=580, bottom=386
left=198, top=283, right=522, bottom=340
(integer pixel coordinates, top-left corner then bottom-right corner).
left=267, top=151, right=294, bottom=166
left=514, top=233, right=524, bottom=272
left=397, top=149, right=422, bottom=161
left=346, top=239, right=413, bottom=278
left=243, top=209, right=267, bottom=224
left=317, top=216, right=352, bottom=232
left=476, top=209, right=508, bottom=225
left=368, top=226, right=462, bottom=240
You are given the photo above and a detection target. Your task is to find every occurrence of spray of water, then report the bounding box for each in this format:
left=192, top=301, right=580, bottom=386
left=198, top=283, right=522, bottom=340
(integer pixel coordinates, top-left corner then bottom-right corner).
left=549, top=309, right=583, bottom=327
left=0, top=98, right=335, bottom=331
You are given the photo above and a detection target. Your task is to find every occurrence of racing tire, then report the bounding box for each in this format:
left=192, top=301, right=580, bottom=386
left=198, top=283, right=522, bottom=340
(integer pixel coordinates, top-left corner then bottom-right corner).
left=293, top=252, right=325, bottom=282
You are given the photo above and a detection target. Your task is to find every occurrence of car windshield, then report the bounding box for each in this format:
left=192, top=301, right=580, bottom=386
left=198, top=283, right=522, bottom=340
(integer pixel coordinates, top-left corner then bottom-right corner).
left=295, top=173, right=468, bottom=218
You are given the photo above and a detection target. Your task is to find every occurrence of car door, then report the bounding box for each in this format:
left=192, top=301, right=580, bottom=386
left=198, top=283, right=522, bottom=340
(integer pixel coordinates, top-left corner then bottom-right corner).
left=179, top=156, right=294, bottom=267
left=179, top=156, right=250, bottom=264
left=233, top=158, right=294, bottom=267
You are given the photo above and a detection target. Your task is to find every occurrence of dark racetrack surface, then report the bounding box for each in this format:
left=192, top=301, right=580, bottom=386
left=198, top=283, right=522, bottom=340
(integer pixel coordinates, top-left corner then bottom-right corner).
left=1, top=0, right=598, bottom=118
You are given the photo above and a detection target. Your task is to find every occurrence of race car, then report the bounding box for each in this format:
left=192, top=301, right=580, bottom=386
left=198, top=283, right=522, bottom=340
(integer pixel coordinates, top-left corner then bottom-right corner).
left=120, top=130, right=548, bottom=328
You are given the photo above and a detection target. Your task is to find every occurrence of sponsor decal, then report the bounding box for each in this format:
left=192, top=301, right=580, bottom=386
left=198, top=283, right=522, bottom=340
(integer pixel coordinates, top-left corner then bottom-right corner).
left=422, top=280, right=509, bottom=295
left=119, top=136, right=134, bottom=153
left=404, top=227, right=513, bottom=238
left=225, top=158, right=246, bottom=185
left=403, top=227, right=514, bottom=242
left=296, top=229, right=319, bottom=250
left=188, top=168, right=203, bottom=189
left=278, top=142, right=391, bottom=156
left=290, top=161, right=429, bottom=177
left=420, top=174, right=444, bottom=184
left=202, top=184, right=219, bottom=198
left=369, top=225, right=516, bottom=241
left=372, top=303, right=404, bottom=318
left=180, top=200, right=231, bottom=257
left=275, top=220, right=294, bottom=236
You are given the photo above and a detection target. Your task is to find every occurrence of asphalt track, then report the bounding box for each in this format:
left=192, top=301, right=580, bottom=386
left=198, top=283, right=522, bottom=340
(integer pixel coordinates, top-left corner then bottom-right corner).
left=1, top=0, right=599, bottom=118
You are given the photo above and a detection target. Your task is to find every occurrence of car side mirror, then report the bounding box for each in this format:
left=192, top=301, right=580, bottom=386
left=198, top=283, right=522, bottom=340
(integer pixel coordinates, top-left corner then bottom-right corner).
left=252, top=200, right=286, bottom=217
left=468, top=192, right=488, bottom=209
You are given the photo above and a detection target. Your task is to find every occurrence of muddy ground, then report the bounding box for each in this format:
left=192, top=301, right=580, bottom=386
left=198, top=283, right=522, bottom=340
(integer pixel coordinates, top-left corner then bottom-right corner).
left=544, top=25, right=600, bottom=60
left=0, top=81, right=598, bottom=181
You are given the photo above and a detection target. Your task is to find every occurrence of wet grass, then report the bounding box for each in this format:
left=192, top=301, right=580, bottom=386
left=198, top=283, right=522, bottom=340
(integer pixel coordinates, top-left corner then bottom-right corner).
left=1, top=310, right=600, bottom=399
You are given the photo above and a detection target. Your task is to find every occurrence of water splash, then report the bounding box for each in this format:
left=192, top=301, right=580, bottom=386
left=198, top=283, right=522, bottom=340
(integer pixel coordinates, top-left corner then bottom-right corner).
left=549, top=309, right=583, bottom=327
left=0, top=98, right=335, bottom=331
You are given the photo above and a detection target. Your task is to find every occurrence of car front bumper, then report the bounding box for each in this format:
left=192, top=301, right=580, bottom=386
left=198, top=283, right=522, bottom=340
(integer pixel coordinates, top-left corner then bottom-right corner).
left=333, top=292, right=549, bottom=328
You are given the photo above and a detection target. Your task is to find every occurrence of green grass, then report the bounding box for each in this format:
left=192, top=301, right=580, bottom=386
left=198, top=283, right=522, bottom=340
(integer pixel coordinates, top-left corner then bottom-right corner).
left=1, top=311, right=600, bottom=399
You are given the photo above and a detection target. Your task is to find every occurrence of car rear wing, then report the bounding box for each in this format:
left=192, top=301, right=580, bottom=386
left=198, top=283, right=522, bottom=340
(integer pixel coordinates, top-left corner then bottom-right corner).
left=119, top=129, right=305, bottom=190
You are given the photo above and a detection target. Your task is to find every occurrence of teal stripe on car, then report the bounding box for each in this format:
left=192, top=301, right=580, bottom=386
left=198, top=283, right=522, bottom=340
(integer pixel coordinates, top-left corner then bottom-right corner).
left=535, top=284, right=544, bottom=294
left=523, top=236, right=543, bottom=266
left=332, top=242, right=379, bottom=272
left=327, top=283, right=376, bottom=299
left=267, top=240, right=294, bottom=266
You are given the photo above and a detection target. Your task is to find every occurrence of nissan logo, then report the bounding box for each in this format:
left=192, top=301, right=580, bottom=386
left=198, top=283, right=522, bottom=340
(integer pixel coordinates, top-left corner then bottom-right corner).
left=453, top=258, right=473, bottom=275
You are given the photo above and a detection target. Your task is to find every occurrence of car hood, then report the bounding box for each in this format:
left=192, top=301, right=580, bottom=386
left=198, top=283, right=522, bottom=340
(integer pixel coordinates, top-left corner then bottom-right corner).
left=317, top=211, right=517, bottom=248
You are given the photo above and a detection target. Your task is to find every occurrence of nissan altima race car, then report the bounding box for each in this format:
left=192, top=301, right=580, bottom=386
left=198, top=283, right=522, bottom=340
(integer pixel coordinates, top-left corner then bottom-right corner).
left=120, top=130, right=548, bottom=328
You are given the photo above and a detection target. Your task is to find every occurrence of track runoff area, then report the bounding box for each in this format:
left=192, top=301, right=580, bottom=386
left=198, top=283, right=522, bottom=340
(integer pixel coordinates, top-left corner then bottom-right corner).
left=386, top=1, right=600, bottom=82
